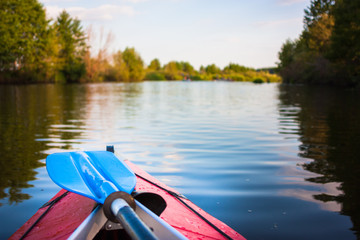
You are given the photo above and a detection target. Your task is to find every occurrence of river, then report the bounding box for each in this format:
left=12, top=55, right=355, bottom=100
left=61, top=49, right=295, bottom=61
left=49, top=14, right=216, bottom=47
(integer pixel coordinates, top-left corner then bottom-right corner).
left=0, top=82, right=359, bottom=239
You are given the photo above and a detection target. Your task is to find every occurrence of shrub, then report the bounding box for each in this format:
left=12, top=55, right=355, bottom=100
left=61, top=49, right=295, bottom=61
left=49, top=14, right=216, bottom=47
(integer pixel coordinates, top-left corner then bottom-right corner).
left=253, top=78, right=264, bottom=84
left=145, top=72, right=166, bottom=80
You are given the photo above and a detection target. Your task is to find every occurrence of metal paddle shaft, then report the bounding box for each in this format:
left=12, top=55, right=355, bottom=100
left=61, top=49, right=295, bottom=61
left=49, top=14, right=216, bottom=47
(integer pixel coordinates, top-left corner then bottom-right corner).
left=112, top=199, right=157, bottom=240
left=46, top=151, right=158, bottom=240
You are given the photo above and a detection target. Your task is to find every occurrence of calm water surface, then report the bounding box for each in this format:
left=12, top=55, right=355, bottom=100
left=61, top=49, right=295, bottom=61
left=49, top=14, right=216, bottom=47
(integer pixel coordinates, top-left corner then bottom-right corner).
left=0, top=82, right=359, bottom=239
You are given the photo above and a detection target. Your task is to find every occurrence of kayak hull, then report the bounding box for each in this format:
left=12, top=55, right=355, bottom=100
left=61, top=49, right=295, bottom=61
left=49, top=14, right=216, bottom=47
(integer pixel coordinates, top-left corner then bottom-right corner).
left=10, top=160, right=245, bottom=240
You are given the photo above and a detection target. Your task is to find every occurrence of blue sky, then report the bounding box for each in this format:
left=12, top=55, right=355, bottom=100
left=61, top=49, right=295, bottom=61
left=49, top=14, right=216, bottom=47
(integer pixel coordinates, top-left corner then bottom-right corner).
left=40, top=0, right=309, bottom=69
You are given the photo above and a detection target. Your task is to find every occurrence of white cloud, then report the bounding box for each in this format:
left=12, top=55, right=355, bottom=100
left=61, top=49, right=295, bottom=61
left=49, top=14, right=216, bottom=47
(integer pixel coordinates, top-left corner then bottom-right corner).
left=44, top=4, right=136, bottom=21
left=277, top=0, right=307, bottom=6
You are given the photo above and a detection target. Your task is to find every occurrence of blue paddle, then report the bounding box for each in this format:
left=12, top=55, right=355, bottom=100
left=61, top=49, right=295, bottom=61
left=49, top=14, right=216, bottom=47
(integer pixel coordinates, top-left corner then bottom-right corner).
left=46, top=151, right=157, bottom=240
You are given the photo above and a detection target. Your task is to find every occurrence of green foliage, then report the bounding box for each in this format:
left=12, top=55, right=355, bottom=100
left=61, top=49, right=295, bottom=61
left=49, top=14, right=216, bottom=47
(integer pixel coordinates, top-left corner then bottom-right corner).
left=329, top=0, right=360, bottom=85
left=105, top=48, right=145, bottom=82
left=228, top=75, right=244, bottom=81
left=278, top=0, right=360, bottom=87
left=60, top=61, right=86, bottom=83
left=122, top=47, right=145, bottom=81
left=145, top=72, right=166, bottom=80
left=277, top=39, right=297, bottom=69
left=0, top=3, right=88, bottom=83
left=148, top=58, right=161, bottom=71
left=306, top=13, right=334, bottom=53
left=179, top=61, right=194, bottom=74
left=0, top=0, right=50, bottom=82
left=55, top=10, right=87, bottom=83
left=205, top=64, right=221, bottom=75
left=106, top=50, right=129, bottom=81
left=304, top=0, right=334, bottom=30
left=162, top=61, right=184, bottom=80
left=224, top=63, right=253, bottom=73
left=145, top=60, right=280, bottom=82
left=190, top=75, right=203, bottom=80
left=253, top=78, right=264, bottom=84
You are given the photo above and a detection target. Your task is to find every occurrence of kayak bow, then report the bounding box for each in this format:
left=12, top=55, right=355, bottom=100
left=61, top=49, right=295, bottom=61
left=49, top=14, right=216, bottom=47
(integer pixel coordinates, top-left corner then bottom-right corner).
left=10, top=147, right=245, bottom=240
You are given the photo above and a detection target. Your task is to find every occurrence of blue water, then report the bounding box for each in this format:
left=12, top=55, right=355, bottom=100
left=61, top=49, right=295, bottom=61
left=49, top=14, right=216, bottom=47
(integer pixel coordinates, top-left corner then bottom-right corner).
left=0, top=82, right=357, bottom=239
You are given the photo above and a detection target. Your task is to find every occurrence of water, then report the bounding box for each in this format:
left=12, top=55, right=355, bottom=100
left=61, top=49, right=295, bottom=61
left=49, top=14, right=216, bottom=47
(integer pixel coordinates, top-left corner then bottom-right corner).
left=0, top=82, right=359, bottom=239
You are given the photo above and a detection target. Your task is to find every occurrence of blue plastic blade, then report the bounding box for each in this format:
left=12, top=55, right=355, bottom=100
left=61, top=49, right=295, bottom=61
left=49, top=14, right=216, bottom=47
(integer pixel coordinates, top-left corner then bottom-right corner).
left=46, top=151, right=136, bottom=204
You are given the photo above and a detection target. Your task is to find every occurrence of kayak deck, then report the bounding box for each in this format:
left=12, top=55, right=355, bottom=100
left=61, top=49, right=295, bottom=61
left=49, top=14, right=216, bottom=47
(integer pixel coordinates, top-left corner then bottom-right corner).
left=10, top=160, right=245, bottom=240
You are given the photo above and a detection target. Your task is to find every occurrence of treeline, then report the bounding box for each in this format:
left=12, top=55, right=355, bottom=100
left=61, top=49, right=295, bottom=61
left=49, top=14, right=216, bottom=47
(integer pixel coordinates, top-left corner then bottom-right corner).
left=145, top=61, right=280, bottom=82
left=0, top=0, right=280, bottom=83
left=277, top=0, right=360, bottom=87
left=85, top=49, right=281, bottom=83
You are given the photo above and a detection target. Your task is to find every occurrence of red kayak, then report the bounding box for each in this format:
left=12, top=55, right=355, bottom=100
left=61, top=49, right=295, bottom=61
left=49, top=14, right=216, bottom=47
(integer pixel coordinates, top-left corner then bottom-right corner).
left=10, top=153, right=245, bottom=240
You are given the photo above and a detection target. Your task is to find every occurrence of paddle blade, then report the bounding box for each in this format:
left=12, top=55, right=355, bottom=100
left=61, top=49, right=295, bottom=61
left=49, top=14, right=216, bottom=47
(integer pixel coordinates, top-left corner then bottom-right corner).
left=46, top=151, right=136, bottom=204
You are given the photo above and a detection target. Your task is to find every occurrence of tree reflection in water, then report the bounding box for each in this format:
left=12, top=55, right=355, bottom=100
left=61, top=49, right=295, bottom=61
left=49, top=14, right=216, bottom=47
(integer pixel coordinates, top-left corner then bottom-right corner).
left=0, top=84, right=87, bottom=205
left=278, top=84, right=360, bottom=237
left=0, top=83, right=143, bottom=206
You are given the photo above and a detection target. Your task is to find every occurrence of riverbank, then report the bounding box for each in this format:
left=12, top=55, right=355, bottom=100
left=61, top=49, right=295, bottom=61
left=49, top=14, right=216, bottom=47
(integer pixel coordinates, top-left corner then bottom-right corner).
left=0, top=69, right=281, bottom=84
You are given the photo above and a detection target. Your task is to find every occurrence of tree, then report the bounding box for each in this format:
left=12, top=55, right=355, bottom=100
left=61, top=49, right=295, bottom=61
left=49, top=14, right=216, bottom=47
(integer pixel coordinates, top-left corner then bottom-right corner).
left=301, top=0, right=335, bottom=54
left=180, top=61, right=194, bottom=75
left=54, top=10, right=87, bottom=82
left=329, top=0, right=360, bottom=85
left=148, top=58, right=161, bottom=71
left=108, top=50, right=129, bottom=81
left=0, top=0, right=50, bottom=81
left=122, top=47, right=145, bottom=81
left=164, top=61, right=179, bottom=74
left=108, top=47, right=145, bottom=82
left=223, top=63, right=252, bottom=73
left=277, top=0, right=343, bottom=85
left=161, top=61, right=183, bottom=80
left=304, top=0, right=334, bottom=30
left=277, top=39, right=297, bottom=69
left=205, top=64, right=221, bottom=75
left=306, top=13, right=334, bottom=53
